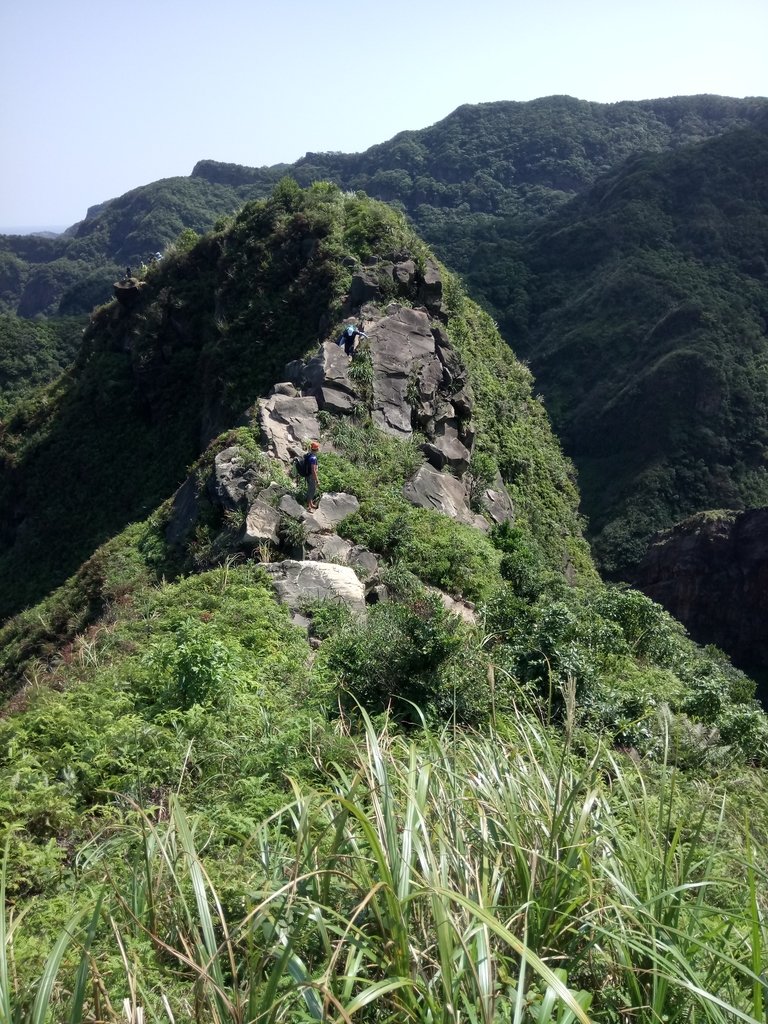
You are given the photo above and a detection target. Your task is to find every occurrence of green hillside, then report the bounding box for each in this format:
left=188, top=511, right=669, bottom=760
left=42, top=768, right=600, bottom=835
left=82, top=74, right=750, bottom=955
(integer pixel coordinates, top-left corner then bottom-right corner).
left=2, top=183, right=768, bottom=1022
left=3, top=95, right=766, bottom=318
left=484, top=123, right=768, bottom=575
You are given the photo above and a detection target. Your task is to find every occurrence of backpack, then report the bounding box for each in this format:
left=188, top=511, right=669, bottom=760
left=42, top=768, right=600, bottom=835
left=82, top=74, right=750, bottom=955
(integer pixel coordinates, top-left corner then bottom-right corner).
left=293, top=453, right=312, bottom=478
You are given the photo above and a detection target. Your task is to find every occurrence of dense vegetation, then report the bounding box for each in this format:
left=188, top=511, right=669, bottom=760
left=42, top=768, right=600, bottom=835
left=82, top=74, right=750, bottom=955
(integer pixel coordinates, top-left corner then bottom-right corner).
left=4, top=96, right=766, bottom=320
left=0, top=316, right=83, bottom=415
left=1, top=184, right=768, bottom=1021
left=487, top=124, right=768, bottom=575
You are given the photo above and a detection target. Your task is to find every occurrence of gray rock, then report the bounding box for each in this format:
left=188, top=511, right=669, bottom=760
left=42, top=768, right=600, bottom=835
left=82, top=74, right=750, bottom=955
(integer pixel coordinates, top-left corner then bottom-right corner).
left=368, top=307, right=436, bottom=437
left=278, top=493, right=307, bottom=519
left=318, top=386, right=357, bottom=414
left=419, top=259, right=443, bottom=314
left=434, top=420, right=472, bottom=474
left=451, top=385, right=474, bottom=419
left=242, top=499, right=281, bottom=546
left=257, top=482, right=283, bottom=506
left=209, top=446, right=261, bottom=510
left=403, top=464, right=486, bottom=529
left=259, top=394, right=321, bottom=463
left=308, top=534, right=354, bottom=563
left=291, top=612, right=312, bottom=630
left=350, top=545, right=379, bottom=579
left=427, top=586, right=478, bottom=625
left=264, top=560, right=366, bottom=615
left=311, top=492, right=360, bottom=530
left=269, top=382, right=299, bottom=397
left=482, top=475, right=515, bottom=526
left=394, top=259, right=417, bottom=292
left=349, top=271, right=381, bottom=306
left=165, top=475, right=200, bottom=546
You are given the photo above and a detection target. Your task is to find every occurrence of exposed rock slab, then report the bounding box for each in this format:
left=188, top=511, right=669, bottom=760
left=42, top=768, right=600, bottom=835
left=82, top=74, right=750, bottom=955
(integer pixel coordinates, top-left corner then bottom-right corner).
left=259, top=394, right=321, bottom=463
left=368, top=307, right=438, bottom=438
left=264, top=560, right=366, bottom=615
left=403, top=464, right=487, bottom=530
left=279, top=491, right=360, bottom=535
left=241, top=499, right=281, bottom=546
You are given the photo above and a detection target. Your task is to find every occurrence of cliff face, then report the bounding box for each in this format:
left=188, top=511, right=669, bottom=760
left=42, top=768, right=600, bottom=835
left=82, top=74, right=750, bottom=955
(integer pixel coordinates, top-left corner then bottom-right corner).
left=632, top=509, right=768, bottom=677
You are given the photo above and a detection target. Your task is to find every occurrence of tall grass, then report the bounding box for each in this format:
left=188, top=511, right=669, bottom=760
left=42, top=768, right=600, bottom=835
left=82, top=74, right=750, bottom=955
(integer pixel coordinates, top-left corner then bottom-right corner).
left=3, top=712, right=766, bottom=1022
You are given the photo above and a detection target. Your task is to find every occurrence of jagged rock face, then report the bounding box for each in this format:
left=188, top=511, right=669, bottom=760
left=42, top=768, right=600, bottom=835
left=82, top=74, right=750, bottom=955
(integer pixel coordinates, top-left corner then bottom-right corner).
left=259, top=393, right=321, bottom=461
left=302, top=342, right=360, bottom=414
left=403, top=464, right=488, bottom=531
left=632, top=508, right=768, bottom=673
left=368, top=306, right=435, bottom=436
left=263, top=560, right=367, bottom=615
left=208, top=446, right=262, bottom=510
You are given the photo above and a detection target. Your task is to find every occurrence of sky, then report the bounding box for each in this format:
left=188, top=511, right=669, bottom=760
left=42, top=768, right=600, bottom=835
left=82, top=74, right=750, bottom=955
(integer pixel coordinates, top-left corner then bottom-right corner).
left=1, top=0, right=766, bottom=230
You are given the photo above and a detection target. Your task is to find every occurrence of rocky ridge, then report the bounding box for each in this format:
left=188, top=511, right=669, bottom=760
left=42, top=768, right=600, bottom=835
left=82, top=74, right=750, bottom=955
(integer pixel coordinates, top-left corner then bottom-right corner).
left=166, top=259, right=512, bottom=620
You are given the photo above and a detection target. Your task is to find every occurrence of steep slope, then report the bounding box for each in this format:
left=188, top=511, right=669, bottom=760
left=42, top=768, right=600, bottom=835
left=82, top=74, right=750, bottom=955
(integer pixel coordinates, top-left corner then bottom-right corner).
left=494, top=123, right=768, bottom=576
left=2, top=182, right=767, bottom=1022
left=632, top=508, right=768, bottom=686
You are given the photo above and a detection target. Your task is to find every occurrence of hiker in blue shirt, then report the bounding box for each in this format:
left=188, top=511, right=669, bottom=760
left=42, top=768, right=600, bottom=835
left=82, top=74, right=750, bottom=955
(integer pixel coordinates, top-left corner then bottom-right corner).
left=306, top=440, right=320, bottom=510
left=337, top=322, right=367, bottom=358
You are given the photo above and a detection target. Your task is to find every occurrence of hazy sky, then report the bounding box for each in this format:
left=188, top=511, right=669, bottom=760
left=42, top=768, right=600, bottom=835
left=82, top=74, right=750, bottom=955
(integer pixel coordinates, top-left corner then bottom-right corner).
left=1, top=0, right=766, bottom=229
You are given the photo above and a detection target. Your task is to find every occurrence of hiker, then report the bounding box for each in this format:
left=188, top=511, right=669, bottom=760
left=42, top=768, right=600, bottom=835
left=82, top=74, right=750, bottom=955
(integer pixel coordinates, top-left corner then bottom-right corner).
left=337, top=322, right=367, bottom=358
left=294, top=440, right=321, bottom=511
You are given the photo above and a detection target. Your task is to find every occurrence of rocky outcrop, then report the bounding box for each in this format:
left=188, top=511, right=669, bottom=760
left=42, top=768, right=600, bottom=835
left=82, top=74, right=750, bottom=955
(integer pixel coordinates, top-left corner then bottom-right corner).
left=632, top=508, right=768, bottom=674
left=208, top=446, right=262, bottom=510
left=279, top=491, right=360, bottom=534
left=263, top=560, right=367, bottom=615
left=259, top=393, right=321, bottom=462
left=403, top=464, right=487, bottom=530
left=301, top=342, right=361, bottom=414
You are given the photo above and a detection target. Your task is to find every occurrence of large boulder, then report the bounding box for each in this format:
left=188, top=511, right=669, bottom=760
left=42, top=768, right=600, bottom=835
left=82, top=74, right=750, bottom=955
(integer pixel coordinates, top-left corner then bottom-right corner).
left=259, top=394, right=321, bottom=463
left=302, top=341, right=361, bottom=414
left=279, top=491, right=360, bottom=531
left=241, top=499, right=281, bottom=546
left=208, top=446, right=261, bottom=510
left=264, top=560, right=367, bottom=615
left=403, top=464, right=487, bottom=530
left=368, top=307, right=437, bottom=437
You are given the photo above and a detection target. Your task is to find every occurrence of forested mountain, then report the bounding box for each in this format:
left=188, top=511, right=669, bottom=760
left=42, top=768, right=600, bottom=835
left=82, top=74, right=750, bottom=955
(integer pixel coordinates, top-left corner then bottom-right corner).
left=2, top=181, right=768, bottom=1023
left=482, top=122, right=768, bottom=576
left=3, top=95, right=765, bottom=321
left=2, top=93, right=768, bottom=655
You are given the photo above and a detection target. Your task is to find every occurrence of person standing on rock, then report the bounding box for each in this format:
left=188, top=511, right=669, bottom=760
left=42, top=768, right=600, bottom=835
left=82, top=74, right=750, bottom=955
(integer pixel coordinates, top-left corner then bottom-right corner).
left=338, top=322, right=368, bottom=359
left=306, top=440, right=320, bottom=511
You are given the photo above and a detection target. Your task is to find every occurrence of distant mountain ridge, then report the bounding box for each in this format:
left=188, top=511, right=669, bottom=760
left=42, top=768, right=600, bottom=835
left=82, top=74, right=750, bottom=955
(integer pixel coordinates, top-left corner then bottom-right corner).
left=3, top=94, right=766, bottom=321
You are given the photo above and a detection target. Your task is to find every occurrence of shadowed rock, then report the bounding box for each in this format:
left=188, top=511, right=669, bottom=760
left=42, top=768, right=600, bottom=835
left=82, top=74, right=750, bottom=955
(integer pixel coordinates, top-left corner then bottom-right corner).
left=403, top=464, right=487, bottom=530
left=209, top=446, right=261, bottom=510
left=632, top=508, right=768, bottom=679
